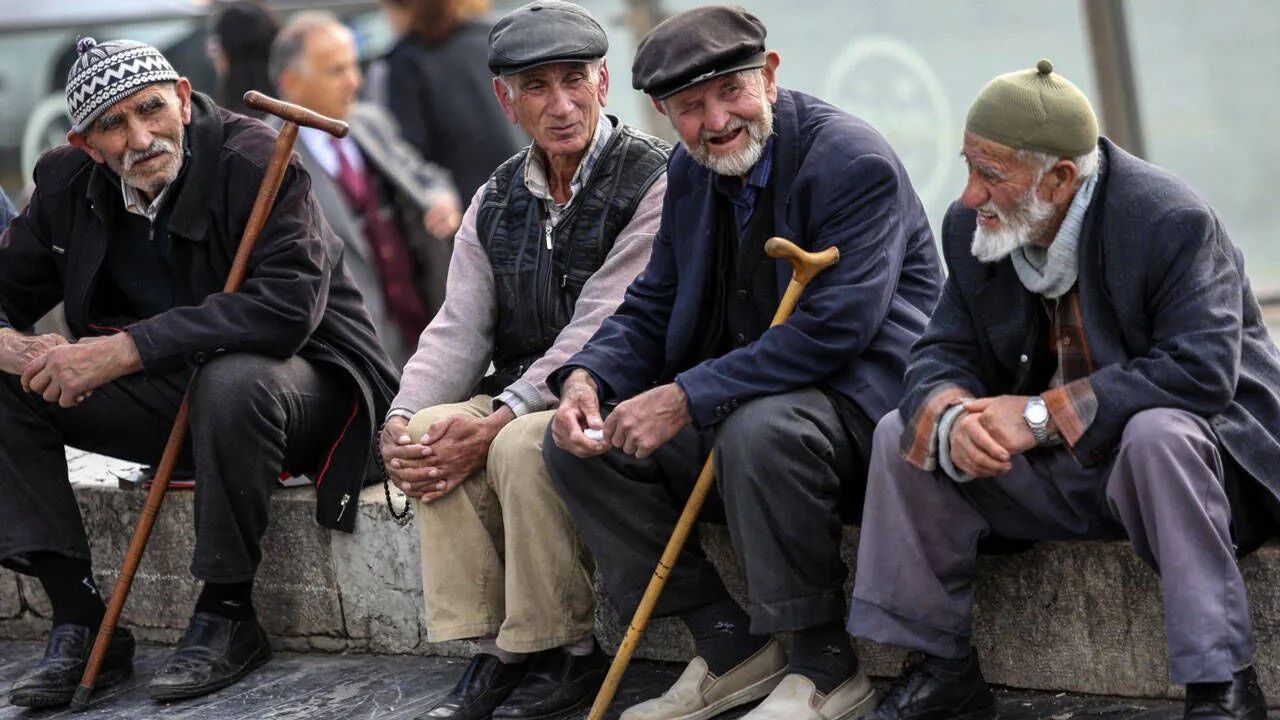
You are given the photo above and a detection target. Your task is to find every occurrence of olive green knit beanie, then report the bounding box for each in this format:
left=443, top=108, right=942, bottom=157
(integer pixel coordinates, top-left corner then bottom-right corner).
left=965, top=59, right=1098, bottom=157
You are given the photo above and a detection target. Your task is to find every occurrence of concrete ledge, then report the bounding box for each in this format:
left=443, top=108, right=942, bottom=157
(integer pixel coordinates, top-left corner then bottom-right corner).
left=1, top=453, right=1277, bottom=704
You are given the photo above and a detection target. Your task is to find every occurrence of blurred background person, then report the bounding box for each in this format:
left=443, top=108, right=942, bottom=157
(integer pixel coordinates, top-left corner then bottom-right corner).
left=272, top=12, right=462, bottom=365
left=374, top=0, right=523, bottom=202
left=208, top=1, right=279, bottom=118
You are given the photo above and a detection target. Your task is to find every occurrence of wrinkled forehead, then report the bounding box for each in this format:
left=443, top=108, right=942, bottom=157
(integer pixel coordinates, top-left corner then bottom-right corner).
left=510, top=60, right=595, bottom=85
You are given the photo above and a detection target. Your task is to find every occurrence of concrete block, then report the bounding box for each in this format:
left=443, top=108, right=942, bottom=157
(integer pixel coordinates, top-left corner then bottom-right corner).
left=0, top=570, right=21, bottom=619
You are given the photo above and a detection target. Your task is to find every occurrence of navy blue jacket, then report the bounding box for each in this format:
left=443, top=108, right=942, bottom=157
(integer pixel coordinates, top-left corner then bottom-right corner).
left=554, top=88, right=942, bottom=427
left=905, top=139, right=1280, bottom=525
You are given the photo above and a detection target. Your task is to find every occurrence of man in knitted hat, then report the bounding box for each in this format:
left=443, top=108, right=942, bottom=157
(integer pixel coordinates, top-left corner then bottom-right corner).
left=0, top=38, right=397, bottom=705
left=544, top=6, right=942, bottom=719
left=848, top=60, right=1279, bottom=720
left=377, top=2, right=670, bottom=718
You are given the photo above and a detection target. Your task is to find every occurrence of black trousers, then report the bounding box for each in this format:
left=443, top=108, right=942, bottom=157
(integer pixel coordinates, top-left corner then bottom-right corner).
left=545, top=387, right=866, bottom=635
left=0, top=353, right=349, bottom=584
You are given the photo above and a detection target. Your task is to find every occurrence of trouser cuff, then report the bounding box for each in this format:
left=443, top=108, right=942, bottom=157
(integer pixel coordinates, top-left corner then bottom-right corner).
left=846, top=596, right=971, bottom=660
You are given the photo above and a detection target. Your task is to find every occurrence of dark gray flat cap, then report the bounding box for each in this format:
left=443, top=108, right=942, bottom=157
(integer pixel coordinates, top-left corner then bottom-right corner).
left=487, top=0, right=608, bottom=76
left=632, top=5, right=767, bottom=100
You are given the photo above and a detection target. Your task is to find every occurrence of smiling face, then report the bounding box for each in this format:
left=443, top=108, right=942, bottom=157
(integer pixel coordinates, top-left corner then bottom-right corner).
left=658, top=51, right=780, bottom=177
left=495, top=60, right=609, bottom=164
left=68, top=79, right=193, bottom=199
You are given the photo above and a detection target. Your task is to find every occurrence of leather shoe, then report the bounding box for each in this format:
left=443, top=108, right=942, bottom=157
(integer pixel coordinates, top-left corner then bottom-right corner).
left=417, top=653, right=528, bottom=719
left=493, top=643, right=608, bottom=719
left=8, top=624, right=135, bottom=708
left=867, top=652, right=995, bottom=720
left=1185, top=666, right=1267, bottom=720
left=149, top=612, right=272, bottom=701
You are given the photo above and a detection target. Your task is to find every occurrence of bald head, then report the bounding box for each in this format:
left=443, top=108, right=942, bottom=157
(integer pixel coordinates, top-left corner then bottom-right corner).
left=270, top=12, right=361, bottom=120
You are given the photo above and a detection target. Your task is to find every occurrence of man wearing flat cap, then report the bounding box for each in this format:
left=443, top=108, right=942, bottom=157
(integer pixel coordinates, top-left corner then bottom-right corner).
left=848, top=60, right=1280, bottom=720
left=0, top=38, right=397, bottom=706
left=545, top=6, right=942, bottom=719
left=378, top=2, right=670, bottom=718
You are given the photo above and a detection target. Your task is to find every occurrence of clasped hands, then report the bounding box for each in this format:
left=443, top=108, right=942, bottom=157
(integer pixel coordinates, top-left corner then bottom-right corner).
left=948, top=395, right=1049, bottom=478
left=0, top=329, right=141, bottom=407
left=380, top=405, right=514, bottom=504
left=550, top=368, right=690, bottom=460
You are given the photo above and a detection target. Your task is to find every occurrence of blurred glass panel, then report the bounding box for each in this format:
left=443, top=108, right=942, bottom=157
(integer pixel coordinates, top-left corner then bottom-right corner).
left=1127, top=0, right=1280, bottom=293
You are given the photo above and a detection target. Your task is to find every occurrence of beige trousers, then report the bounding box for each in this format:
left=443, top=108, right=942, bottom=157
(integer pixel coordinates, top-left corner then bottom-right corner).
left=412, top=395, right=595, bottom=653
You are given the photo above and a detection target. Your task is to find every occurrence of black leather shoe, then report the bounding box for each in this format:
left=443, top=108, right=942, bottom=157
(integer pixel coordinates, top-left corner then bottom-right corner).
left=868, top=652, right=996, bottom=720
left=8, top=624, right=135, bottom=708
left=493, top=643, right=608, bottom=720
left=148, top=612, right=272, bottom=702
left=417, top=653, right=529, bottom=719
left=1185, top=666, right=1267, bottom=720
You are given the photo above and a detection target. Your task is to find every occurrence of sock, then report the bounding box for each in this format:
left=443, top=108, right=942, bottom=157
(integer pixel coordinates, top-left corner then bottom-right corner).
left=563, top=636, right=595, bottom=657
left=195, top=580, right=255, bottom=621
left=681, top=597, right=768, bottom=675
left=923, top=648, right=974, bottom=672
left=31, top=553, right=106, bottom=628
left=790, top=620, right=858, bottom=694
left=476, top=637, right=527, bottom=665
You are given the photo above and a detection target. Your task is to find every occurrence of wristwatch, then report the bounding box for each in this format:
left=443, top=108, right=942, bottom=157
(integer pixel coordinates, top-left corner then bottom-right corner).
left=1023, top=396, right=1050, bottom=446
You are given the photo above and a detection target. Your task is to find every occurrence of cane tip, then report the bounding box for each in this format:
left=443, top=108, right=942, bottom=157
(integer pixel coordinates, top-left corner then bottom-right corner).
left=70, top=686, right=94, bottom=712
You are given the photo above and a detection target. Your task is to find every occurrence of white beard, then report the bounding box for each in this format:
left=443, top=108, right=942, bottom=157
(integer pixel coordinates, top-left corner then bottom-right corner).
left=686, top=101, right=774, bottom=177
left=970, top=188, right=1056, bottom=263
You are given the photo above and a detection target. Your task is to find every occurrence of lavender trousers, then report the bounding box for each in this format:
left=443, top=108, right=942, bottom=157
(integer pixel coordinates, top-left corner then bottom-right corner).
left=848, top=407, right=1253, bottom=684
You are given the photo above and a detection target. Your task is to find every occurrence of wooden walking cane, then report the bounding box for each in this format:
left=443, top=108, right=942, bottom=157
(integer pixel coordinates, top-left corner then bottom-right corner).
left=587, top=237, right=841, bottom=720
left=70, top=91, right=349, bottom=712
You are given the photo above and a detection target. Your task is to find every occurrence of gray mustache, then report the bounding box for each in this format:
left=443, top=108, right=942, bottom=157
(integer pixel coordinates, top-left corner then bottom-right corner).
left=122, top=139, right=176, bottom=172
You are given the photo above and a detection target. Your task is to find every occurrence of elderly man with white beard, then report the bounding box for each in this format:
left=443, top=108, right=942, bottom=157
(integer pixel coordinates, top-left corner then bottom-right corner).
left=543, top=7, right=943, bottom=720
left=848, top=60, right=1280, bottom=720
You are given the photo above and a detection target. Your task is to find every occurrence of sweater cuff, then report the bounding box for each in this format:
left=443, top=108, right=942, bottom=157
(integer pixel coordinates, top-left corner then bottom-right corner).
left=936, top=404, right=976, bottom=483
left=899, top=385, right=975, bottom=471
left=499, top=378, right=550, bottom=417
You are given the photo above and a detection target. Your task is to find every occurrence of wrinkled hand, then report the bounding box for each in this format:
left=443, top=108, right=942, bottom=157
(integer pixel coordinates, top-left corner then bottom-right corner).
left=381, top=416, right=432, bottom=498
left=551, top=369, right=608, bottom=458
left=21, top=333, right=141, bottom=407
left=422, top=191, right=462, bottom=239
left=947, top=408, right=1013, bottom=478
left=0, top=329, right=68, bottom=376
left=411, top=409, right=512, bottom=503
left=965, top=395, right=1039, bottom=457
left=604, top=382, right=690, bottom=459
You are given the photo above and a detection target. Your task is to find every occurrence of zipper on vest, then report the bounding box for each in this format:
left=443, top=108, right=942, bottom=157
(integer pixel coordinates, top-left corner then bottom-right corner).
left=544, top=221, right=553, bottom=250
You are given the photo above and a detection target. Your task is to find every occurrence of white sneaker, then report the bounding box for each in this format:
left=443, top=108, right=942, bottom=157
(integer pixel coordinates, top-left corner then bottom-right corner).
left=621, top=640, right=788, bottom=720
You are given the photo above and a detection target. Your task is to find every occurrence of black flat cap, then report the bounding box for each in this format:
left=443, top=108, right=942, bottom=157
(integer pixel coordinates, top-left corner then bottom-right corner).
left=488, top=0, right=608, bottom=76
left=632, top=5, right=767, bottom=99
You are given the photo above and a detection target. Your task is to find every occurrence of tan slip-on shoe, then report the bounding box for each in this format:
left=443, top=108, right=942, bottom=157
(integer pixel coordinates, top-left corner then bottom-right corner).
left=740, top=672, right=877, bottom=720
left=621, top=639, right=788, bottom=720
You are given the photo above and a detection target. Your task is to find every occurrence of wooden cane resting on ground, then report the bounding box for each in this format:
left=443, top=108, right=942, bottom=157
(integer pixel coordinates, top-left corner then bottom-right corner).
left=587, top=237, right=841, bottom=720
left=71, top=91, right=348, bottom=712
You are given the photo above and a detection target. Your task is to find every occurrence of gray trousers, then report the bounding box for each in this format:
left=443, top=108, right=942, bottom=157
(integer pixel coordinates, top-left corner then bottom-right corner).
left=0, top=353, right=349, bottom=584
left=545, top=388, right=861, bottom=635
left=848, top=408, right=1253, bottom=684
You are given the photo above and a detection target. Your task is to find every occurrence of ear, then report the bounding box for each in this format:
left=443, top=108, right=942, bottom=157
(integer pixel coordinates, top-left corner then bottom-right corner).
left=650, top=96, right=668, bottom=117
left=67, top=131, right=105, bottom=164
left=174, top=77, right=193, bottom=124
left=596, top=58, right=610, bottom=108
left=1043, top=159, right=1080, bottom=205
left=493, top=76, right=519, bottom=125
left=761, top=50, right=781, bottom=105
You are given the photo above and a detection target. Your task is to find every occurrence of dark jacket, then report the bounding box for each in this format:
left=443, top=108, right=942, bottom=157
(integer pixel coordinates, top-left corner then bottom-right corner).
left=0, top=93, right=399, bottom=532
left=904, top=138, right=1280, bottom=531
left=554, top=88, right=942, bottom=427
left=378, top=22, right=524, bottom=201
left=0, top=188, right=14, bottom=232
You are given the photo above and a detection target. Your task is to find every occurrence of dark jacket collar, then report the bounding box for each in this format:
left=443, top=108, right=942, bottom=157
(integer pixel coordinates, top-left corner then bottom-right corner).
left=84, top=91, right=224, bottom=242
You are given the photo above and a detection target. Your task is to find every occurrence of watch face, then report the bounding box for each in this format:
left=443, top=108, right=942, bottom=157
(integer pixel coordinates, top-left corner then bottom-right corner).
left=1025, top=402, right=1049, bottom=425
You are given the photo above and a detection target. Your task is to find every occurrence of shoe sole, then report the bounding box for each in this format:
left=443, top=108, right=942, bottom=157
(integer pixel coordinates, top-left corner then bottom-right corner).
left=149, top=644, right=272, bottom=702
left=637, top=664, right=788, bottom=720
left=8, top=663, right=133, bottom=708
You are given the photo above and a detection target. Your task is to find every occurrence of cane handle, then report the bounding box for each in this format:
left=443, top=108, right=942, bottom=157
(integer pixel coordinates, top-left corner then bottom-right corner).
left=243, top=91, right=349, bottom=138
left=765, top=237, right=840, bottom=285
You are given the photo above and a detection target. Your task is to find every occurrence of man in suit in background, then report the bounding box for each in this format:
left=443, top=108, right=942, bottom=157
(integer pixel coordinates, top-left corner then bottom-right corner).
left=271, top=12, right=461, bottom=364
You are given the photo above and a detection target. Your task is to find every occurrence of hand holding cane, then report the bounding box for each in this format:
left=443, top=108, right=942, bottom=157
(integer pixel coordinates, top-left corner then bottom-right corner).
left=71, top=92, right=348, bottom=711
left=587, top=237, right=840, bottom=720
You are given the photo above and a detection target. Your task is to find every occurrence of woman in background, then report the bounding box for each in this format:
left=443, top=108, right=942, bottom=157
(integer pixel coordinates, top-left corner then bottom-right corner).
left=376, top=0, right=523, bottom=202
left=208, top=1, right=279, bottom=118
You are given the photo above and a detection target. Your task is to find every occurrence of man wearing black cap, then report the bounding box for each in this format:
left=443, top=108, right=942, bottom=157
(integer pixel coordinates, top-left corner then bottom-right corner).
left=377, top=2, right=670, bottom=719
left=544, top=6, right=942, bottom=720
left=0, top=38, right=396, bottom=706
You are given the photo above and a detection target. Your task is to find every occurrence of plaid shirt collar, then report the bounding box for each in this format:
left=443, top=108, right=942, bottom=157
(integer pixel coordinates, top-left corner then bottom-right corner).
left=524, top=115, right=614, bottom=218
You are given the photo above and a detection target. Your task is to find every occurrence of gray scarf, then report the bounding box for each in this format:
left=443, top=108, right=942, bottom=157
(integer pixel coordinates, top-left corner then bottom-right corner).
left=1010, top=168, right=1099, bottom=298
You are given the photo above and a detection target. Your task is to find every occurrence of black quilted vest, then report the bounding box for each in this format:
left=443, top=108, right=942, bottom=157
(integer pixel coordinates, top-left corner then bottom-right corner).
left=476, top=118, right=670, bottom=391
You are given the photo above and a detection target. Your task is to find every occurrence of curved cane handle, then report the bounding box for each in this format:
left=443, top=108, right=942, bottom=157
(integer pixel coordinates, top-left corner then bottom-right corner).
left=765, top=237, right=840, bottom=285
left=243, top=91, right=349, bottom=138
